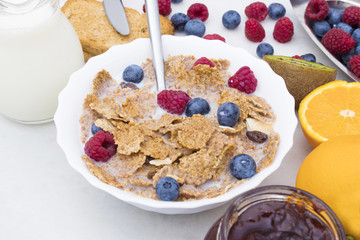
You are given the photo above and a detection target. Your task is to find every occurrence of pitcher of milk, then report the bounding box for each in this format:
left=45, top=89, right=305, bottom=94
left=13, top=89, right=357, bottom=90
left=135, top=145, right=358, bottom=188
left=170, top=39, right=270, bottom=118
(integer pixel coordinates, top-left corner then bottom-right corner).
left=0, top=0, right=84, bottom=123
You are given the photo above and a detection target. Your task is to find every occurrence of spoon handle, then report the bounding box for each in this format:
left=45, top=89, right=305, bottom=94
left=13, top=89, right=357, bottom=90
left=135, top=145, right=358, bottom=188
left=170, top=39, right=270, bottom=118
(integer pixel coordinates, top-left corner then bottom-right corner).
left=144, top=0, right=166, bottom=92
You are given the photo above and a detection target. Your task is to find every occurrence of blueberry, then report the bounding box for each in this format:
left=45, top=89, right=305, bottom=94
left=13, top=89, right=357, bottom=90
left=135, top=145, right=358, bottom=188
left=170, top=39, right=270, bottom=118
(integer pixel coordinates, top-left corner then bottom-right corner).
left=171, top=13, right=190, bottom=31
left=312, top=21, right=331, bottom=37
left=355, top=45, right=360, bottom=55
left=268, top=3, right=286, bottom=20
left=91, top=123, right=103, bottom=135
left=222, top=10, right=241, bottom=30
left=352, top=28, right=360, bottom=46
left=300, top=53, right=316, bottom=62
left=123, top=64, right=144, bottom=83
left=185, top=98, right=211, bottom=117
left=184, top=19, right=206, bottom=37
left=334, top=22, right=353, bottom=35
left=326, top=8, right=343, bottom=25
left=217, top=102, right=240, bottom=127
left=171, top=0, right=182, bottom=3
left=155, top=177, right=180, bottom=201
left=229, top=154, right=256, bottom=180
left=341, top=48, right=355, bottom=69
left=256, top=43, right=274, bottom=58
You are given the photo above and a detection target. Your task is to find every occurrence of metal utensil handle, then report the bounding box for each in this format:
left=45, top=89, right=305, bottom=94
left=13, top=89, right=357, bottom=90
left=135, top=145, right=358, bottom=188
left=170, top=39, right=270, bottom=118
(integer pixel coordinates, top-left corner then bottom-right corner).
left=144, top=0, right=166, bottom=92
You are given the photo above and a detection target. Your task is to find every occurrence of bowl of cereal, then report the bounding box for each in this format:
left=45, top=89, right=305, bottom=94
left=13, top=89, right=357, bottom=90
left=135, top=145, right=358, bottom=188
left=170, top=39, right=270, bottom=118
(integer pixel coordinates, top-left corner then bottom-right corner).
left=54, top=35, right=297, bottom=214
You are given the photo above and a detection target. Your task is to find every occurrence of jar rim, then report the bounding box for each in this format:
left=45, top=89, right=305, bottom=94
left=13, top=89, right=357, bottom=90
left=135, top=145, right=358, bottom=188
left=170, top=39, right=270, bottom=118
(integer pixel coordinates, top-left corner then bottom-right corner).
left=218, top=185, right=347, bottom=240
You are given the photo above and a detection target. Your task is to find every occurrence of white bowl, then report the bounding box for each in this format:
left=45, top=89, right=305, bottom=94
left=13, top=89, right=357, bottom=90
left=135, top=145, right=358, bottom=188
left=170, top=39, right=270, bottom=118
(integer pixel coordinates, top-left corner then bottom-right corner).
left=54, top=35, right=297, bottom=214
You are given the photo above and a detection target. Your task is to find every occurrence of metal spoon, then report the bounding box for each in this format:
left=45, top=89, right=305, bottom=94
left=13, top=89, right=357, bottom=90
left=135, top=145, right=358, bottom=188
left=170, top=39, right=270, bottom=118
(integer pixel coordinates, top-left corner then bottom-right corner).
left=144, top=0, right=166, bottom=92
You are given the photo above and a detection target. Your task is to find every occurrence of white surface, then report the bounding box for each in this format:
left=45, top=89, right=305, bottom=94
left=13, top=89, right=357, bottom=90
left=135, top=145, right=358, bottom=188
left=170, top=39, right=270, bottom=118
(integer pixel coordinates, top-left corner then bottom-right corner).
left=1, top=0, right=352, bottom=239
left=55, top=35, right=297, bottom=214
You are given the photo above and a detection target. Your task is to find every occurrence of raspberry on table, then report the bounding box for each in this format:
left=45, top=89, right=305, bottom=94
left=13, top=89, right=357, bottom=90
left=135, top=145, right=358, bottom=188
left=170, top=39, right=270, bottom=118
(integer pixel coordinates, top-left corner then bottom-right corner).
left=342, top=6, right=360, bottom=27
left=157, top=90, right=191, bottom=115
left=142, top=0, right=171, bottom=16
left=349, top=54, right=360, bottom=77
left=192, top=57, right=215, bottom=68
left=245, top=2, right=268, bottom=22
left=228, top=66, right=258, bottom=94
left=292, top=55, right=303, bottom=59
left=305, top=0, right=329, bottom=21
left=187, top=3, right=209, bottom=22
left=203, top=33, right=226, bottom=42
left=273, top=17, right=294, bottom=43
left=321, top=28, right=355, bottom=56
left=244, top=18, right=265, bottom=42
left=84, top=131, right=117, bottom=162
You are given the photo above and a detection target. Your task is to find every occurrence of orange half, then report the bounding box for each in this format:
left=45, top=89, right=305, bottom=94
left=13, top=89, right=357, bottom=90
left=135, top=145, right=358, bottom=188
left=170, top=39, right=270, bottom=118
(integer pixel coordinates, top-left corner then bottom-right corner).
left=298, top=80, right=360, bottom=148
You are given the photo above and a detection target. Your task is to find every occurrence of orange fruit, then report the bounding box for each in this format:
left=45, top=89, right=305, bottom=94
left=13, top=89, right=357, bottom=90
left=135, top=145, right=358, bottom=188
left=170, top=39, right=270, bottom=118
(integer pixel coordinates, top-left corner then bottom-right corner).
left=296, top=135, right=360, bottom=239
left=298, top=80, right=360, bottom=148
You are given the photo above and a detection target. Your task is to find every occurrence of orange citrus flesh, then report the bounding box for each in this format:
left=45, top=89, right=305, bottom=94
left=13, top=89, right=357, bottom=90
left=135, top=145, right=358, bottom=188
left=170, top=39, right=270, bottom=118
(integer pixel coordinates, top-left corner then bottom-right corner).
left=296, top=135, right=360, bottom=239
left=298, top=80, right=360, bottom=148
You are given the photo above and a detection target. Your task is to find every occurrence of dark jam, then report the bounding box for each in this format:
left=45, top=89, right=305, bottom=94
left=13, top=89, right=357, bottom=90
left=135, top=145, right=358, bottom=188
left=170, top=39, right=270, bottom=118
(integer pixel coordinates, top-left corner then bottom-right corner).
left=228, top=200, right=333, bottom=240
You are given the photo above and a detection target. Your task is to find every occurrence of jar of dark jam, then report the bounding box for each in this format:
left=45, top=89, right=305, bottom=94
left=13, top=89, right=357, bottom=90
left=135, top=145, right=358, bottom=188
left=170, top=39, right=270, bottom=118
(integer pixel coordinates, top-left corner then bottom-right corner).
left=204, top=185, right=346, bottom=240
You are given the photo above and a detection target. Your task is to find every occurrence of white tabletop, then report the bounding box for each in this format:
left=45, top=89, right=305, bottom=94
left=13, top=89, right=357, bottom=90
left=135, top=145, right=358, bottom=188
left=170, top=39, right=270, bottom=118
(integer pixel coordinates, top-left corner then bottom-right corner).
left=1, top=0, right=353, bottom=239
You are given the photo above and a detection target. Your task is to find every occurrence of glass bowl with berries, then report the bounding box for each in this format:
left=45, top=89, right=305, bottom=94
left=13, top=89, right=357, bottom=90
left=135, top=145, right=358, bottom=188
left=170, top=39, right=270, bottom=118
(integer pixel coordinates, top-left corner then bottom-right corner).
left=54, top=35, right=297, bottom=214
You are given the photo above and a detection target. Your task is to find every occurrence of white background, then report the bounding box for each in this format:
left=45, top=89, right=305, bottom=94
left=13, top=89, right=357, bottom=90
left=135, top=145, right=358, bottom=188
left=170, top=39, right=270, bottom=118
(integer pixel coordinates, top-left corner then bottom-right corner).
left=1, top=0, right=352, bottom=239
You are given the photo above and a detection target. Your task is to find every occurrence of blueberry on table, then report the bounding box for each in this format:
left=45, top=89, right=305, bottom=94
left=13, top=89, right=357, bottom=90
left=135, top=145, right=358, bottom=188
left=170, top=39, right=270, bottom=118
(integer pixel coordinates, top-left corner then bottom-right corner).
left=256, top=42, right=274, bottom=58
left=184, top=19, right=206, bottom=37
left=156, top=177, right=180, bottom=201
left=171, top=13, right=190, bottom=31
left=229, top=154, right=256, bottom=180
left=123, top=64, right=144, bottom=83
left=300, top=53, right=316, bottom=62
left=217, top=102, right=240, bottom=127
left=222, top=10, right=241, bottom=30
left=185, top=98, right=211, bottom=117
left=268, top=3, right=286, bottom=20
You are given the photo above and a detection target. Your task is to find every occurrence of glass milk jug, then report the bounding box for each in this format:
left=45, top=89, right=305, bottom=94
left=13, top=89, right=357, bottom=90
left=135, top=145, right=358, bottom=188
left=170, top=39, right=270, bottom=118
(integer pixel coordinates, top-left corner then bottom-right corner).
left=0, top=0, right=84, bottom=123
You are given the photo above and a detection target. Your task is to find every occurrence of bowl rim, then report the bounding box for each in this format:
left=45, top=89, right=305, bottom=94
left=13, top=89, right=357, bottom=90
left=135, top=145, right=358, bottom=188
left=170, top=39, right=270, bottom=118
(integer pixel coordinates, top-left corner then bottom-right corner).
left=54, top=35, right=297, bottom=213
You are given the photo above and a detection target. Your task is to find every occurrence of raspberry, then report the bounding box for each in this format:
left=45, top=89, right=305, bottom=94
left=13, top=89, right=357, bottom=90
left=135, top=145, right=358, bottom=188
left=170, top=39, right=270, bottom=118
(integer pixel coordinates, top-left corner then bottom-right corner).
left=292, top=55, right=303, bottom=59
left=349, top=54, right=360, bottom=77
left=245, top=2, right=268, bottom=22
left=203, top=34, right=226, bottom=42
left=192, top=57, right=215, bottom=69
left=187, top=3, right=209, bottom=22
left=84, top=131, right=117, bottom=162
left=142, top=0, right=171, bottom=16
left=273, top=17, right=294, bottom=43
left=342, top=6, right=360, bottom=27
left=245, top=18, right=265, bottom=42
left=305, top=0, right=329, bottom=21
left=228, top=66, right=258, bottom=94
left=157, top=90, right=191, bottom=115
left=321, top=28, right=355, bottom=56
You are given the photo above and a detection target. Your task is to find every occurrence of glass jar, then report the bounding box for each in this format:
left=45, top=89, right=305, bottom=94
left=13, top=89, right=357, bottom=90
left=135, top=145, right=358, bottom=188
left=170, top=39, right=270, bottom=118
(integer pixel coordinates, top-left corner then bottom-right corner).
left=205, top=185, right=346, bottom=240
left=0, top=0, right=84, bottom=123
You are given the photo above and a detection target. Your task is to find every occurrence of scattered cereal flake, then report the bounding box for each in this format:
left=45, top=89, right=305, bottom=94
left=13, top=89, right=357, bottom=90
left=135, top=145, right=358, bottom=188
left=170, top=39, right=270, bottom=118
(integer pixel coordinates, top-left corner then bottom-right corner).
left=171, top=115, right=216, bottom=150
left=92, top=70, right=117, bottom=97
left=139, top=113, right=183, bottom=131
left=140, top=135, right=170, bottom=159
left=94, top=118, right=117, bottom=134
left=112, top=122, right=145, bottom=155
left=179, top=149, right=219, bottom=185
left=82, top=155, right=122, bottom=187
left=90, top=96, right=122, bottom=120
left=106, top=152, right=147, bottom=178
